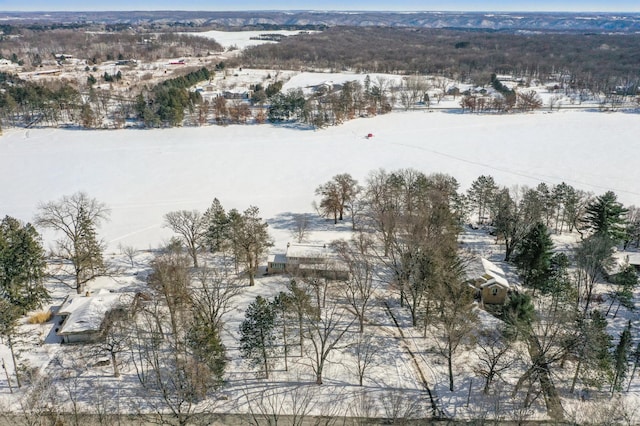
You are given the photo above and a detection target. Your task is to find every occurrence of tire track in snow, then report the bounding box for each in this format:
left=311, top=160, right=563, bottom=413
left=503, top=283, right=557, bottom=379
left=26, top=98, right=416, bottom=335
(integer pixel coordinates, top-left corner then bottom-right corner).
left=381, top=300, right=445, bottom=419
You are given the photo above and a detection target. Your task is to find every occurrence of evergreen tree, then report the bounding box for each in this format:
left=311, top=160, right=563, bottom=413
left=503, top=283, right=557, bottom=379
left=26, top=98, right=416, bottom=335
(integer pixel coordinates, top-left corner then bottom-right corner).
left=583, top=191, right=628, bottom=242
left=546, top=252, right=574, bottom=298
left=187, top=321, right=226, bottom=388
left=513, top=222, right=554, bottom=295
left=466, top=175, right=498, bottom=222
left=627, top=341, right=640, bottom=392
left=202, top=198, right=229, bottom=253
left=612, top=321, right=632, bottom=392
left=239, top=296, right=277, bottom=379
left=0, top=216, right=48, bottom=312
left=502, top=292, right=535, bottom=340
left=570, top=310, right=612, bottom=393
left=76, top=204, right=105, bottom=282
left=608, top=261, right=638, bottom=317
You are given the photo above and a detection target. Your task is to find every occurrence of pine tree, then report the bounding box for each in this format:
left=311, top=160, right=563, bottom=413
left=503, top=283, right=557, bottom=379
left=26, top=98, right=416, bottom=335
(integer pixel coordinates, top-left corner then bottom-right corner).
left=583, top=191, right=628, bottom=242
left=570, top=310, right=612, bottom=393
left=202, top=198, right=229, bottom=253
left=76, top=205, right=105, bottom=285
left=239, top=296, right=277, bottom=379
left=627, top=341, right=640, bottom=392
left=187, top=321, right=226, bottom=388
left=467, top=175, right=498, bottom=223
left=513, top=222, right=554, bottom=295
left=0, top=216, right=48, bottom=312
left=612, top=321, right=632, bottom=392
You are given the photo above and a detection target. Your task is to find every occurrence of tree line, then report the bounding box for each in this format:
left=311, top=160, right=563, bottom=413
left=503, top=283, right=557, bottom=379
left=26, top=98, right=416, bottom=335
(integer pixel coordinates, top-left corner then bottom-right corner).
left=242, top=26, right=640, bottom=92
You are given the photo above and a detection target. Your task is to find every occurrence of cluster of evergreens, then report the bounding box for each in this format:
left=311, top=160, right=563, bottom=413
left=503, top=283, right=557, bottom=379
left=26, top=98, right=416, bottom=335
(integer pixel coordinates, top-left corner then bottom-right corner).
left=135, top=67, right=212, bottom=127
left=0, top=74, right=81, bottom=127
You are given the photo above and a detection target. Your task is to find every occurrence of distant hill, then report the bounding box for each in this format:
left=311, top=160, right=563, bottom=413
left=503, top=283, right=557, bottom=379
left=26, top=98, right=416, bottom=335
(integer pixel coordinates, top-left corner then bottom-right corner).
left=1, top=10, right=640, bottom=33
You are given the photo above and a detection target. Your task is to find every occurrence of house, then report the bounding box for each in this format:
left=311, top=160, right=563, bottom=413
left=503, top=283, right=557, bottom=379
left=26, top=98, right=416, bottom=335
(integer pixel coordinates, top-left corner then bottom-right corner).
left=607, top=251, right=640, bottom=279
left=55, top=289, right=126, bottom=344
left=465, top=257, right=511, bottom=305
left=267, top=243, right=349, bottom=280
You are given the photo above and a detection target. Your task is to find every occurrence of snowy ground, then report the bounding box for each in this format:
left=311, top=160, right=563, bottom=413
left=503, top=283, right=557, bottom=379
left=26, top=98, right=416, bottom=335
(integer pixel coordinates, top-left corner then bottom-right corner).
left=183, top=29, right=319, bottom=50
left=1, top=109, right=640, bottom=422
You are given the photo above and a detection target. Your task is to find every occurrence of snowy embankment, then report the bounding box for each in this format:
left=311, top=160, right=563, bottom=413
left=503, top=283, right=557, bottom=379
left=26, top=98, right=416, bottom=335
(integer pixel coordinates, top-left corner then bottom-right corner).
left=1, top=110, right=638, bottom=252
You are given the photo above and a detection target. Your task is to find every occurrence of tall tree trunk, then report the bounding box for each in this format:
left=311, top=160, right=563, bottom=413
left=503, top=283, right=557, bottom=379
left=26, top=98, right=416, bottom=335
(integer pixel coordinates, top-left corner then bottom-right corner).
left=528, top=334, right=564, bottom=421
left=8, top=336, right=21, bottom=388
left=448, top=350, right=454, bottom=392
left=111, top=352, right=120, bottom=378
left=570, top=357, right=582, bottom=394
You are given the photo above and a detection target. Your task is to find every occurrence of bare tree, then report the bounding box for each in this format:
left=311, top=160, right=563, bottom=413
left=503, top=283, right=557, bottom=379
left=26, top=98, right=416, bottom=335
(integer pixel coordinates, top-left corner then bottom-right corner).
left=316, top=173, right=360, bottom=224
left=190, top=263, right=241, bottom=333
left=244, top=384, right=317, bottom=426
left=399, top=75, right=429, bottom=110
left=130, top=301, right=222, bottom=426
left=94, top=306, right=130, bottom=378
left=305, top=303, right=354, bottom=385
left=350, top=332, right=380, bottom=386
left=118, top=243, right=138, bottom=268
left=348, top=389, right=379, bottom=423
left=379, top=389, right=424, bottom=423
left=227, top=206, right=273, bottom=286
left=475, top=327, right=516, bottom=394
left=285, top=279, right=314, bottom=357
left=430, top=279, right=478, bottom=392
left=35, top=191, right=110, bottom=294
left=163, top=210, right=205, bottom=268
left=332, top=233, right=376, bottom=333
left=291, top=213, right=311, bottom=243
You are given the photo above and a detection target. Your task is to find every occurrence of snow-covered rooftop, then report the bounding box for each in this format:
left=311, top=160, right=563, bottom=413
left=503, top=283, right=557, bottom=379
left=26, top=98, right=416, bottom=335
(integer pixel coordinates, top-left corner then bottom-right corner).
left=286, top=243, right=333, bottom=259
left=57, top=289, right=124, bottom=335
left=465, top=257, right=510, bottom=289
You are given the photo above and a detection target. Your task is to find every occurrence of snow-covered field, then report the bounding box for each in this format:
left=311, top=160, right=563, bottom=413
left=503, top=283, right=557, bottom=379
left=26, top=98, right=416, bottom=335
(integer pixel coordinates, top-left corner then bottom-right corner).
left=183, top=29, right=317, bottom=50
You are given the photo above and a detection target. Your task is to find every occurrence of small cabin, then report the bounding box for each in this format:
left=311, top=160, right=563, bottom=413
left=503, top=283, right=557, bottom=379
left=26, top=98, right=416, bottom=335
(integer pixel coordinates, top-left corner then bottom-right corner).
left=465, top=257, right=511, bottom=305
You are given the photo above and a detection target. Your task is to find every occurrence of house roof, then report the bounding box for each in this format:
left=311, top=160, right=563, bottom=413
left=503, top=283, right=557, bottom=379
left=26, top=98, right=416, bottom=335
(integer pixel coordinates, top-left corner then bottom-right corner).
left=286, top=243, right=333, bottom=259
left=465, top=257, right=510, bottom=289
left=268, top=253, right=287, bottom=263
left=57, top=289, right=124, bottom=336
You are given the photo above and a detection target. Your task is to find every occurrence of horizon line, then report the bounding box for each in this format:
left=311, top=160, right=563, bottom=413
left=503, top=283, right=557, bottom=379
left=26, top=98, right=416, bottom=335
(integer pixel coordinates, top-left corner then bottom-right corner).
left=1, top=9, right=639, bottom=14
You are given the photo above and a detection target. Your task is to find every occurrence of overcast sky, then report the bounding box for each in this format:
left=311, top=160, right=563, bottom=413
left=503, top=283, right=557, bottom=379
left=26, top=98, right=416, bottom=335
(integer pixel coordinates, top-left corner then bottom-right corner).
left=1, top=1, right=638, bottom=12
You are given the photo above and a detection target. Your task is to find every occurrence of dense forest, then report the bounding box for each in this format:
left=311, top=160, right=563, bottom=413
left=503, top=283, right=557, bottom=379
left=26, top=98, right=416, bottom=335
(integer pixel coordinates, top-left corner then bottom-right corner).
left=242, top=27, right=640, bottom=90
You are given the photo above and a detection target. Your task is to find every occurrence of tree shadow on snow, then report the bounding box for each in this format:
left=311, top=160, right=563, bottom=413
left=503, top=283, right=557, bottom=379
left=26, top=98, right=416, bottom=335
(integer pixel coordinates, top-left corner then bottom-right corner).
left=268, top=212, right=354, bottom=236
